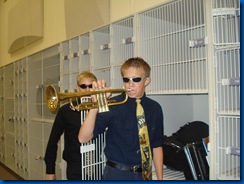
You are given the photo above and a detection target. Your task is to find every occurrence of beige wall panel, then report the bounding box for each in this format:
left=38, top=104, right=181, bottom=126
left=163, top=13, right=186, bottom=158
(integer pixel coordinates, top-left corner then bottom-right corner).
left=0, top=0, right=170, bottom=67
left=8, top=0, right=44, bottom=53
left=0, top=0, right=66, bottom=67
left=110, top=0, right=171, bottom=22
left=42, top=0, right=67, bottom=46
left=64, top=0, right=110, bottom=39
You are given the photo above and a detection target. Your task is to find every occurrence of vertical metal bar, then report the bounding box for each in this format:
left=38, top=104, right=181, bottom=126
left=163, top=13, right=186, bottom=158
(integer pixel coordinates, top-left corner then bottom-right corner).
left=184, top=145, right=198, bottom=180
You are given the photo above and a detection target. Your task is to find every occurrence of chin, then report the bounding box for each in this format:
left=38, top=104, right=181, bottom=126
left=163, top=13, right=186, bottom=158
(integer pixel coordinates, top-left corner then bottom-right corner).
left=128, top=94, right=136, bottom=98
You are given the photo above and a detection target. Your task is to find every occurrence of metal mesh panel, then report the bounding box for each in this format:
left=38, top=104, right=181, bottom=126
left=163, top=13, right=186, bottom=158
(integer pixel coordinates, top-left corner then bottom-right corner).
left=80, top=99, right=106, bottom=180
left=212, top=0, right=240, bottom=180
left=27, top=53, right=43, bottom=120
left=212, top=0, right=240, bottom=47
left=70, top=73, right=78, bottom=92
left=112, top=66, right=124, bottom=89
left=216, top=116, right=240, bottom=180
left=80, top=133, right=106, bottom=180
left=69, top=37, right=80, bottom=75
left=216, top=48, right=240, bottom=115
left=80, top=33, right=91, bottom=72
left=14, top=58, right=28, bottom=179
left=68, top=37, right=80, bottom=91
left=60, top=34, right=92, bottom=92
left=91, top=26, right=110, bottom=85
left=70, top=36, right=79, bottom=54
left=60, top=41, right=70, bottom=74
left=138, top=0, right=207, bottom=94
left=110, top=17, right=134, bottom=88
left=60, top=41, right=70, bottom=92
left=92, top=26, right=110, bottom=68
left=93, top=68, right=111, bottom=86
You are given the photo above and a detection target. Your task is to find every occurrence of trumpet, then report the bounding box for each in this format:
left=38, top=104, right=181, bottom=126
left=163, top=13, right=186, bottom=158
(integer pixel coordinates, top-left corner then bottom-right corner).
left=46, top=85, right=129, bottom=113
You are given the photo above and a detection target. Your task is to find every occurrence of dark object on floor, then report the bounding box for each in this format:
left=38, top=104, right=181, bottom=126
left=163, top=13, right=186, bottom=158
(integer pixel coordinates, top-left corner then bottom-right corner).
left=180, top=141, right=209, bottom=180
left=163, top=121, right=209, bottom=180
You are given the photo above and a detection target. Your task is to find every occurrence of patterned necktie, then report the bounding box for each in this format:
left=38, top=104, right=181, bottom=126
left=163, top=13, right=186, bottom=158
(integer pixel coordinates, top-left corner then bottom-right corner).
left=136, top=99, right=152, bottom=180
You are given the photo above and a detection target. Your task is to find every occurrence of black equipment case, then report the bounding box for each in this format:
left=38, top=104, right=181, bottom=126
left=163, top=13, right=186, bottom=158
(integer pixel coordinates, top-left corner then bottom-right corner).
left=181, top=141, right=209, bottom=180
left=163, top=121, right=209, bottom=180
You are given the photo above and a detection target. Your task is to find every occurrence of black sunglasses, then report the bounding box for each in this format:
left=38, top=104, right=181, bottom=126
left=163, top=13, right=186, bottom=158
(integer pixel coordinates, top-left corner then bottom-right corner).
left=122, top=77, right=145, bottom=83
left=79, top=84, right=93, bottom=89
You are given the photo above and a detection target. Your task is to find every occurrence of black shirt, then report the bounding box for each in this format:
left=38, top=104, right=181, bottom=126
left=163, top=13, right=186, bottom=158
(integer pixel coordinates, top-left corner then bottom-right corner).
left=44, top=102, right=82, bottom=174
left=93, top=93, right=164, bottom=165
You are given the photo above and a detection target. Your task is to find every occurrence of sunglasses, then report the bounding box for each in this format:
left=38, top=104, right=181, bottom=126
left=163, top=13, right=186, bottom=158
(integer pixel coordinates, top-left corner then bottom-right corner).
left=122, top=77, right=145, bottom=83
left=79, top=84, right=93, bottom=89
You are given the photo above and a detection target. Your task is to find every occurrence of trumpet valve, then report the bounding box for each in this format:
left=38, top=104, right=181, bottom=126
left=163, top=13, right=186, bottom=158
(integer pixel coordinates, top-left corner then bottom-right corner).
left=97, top=93, right=109, bottom=113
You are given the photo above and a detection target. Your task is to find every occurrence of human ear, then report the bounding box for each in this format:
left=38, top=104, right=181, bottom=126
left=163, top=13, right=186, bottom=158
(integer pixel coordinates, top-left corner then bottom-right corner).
left=144, top=77, right=151, bottom=86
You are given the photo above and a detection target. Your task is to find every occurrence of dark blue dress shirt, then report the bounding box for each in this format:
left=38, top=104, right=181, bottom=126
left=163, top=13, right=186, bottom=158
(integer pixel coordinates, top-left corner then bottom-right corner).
left=93, top=92, right=164, bottom=165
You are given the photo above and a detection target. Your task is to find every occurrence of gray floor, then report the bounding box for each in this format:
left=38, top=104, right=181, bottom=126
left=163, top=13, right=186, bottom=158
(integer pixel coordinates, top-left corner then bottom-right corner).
left=152, top=166, right=185, bottom=180
left=0, top=162, right=186, bottom=180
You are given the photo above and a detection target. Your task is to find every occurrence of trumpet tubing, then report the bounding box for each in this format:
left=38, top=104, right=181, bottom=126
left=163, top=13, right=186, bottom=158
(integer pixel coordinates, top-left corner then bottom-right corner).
left=46, top=85, right=129, bottom=113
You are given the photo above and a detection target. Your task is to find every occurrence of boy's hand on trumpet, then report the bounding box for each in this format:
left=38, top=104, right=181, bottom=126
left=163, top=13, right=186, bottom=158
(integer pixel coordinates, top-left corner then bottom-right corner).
left=90, top=80, right=111, bottom=102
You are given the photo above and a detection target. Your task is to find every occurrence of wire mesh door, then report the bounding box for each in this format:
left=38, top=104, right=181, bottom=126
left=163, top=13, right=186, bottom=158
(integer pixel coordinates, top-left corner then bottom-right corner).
left=80, top=133, right=106, bottom=180
left=80, top=98, right=107, bottom=180
left=137, top=0, right=207, bottom=95
left=213, top=0, right=240, bottom=180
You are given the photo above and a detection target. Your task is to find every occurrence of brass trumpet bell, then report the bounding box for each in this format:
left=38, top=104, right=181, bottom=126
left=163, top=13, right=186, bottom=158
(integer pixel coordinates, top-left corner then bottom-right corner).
left=46, top=85, right=129, bottom=113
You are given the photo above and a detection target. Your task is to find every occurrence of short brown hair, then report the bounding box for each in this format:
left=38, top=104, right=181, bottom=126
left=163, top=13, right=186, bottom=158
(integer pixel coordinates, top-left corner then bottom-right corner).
left=120, top=57, right=151, bottom=77
left=77, top=71, right=97, bottom=85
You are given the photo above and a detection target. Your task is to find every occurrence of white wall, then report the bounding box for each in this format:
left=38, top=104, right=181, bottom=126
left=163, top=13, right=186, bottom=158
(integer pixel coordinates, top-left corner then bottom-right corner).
left=149, top=94, right=209, bottom=136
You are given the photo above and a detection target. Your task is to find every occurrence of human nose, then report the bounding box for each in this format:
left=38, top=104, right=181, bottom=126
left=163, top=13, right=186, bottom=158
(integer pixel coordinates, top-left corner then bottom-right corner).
left=85, top=87, right=90, bottom=91
left=128, top=80, right=134, bottom=86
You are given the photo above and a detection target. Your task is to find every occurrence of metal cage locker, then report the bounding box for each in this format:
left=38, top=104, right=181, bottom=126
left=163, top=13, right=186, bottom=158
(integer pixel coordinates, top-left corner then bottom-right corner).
left=91, top=26, right=111, bottom=86
left=80, top=99, right=107, bottom=180
left=110, top=16, right=135, bottom=89
left=69, top=36, right=80, bottom=92
left=137, top=0, right=208, bottom=95
left=79, top=33, right=91, bottom=73
left=0, top=0, right=240, bottom=180
left=212, top=0, right=240, bottom=180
